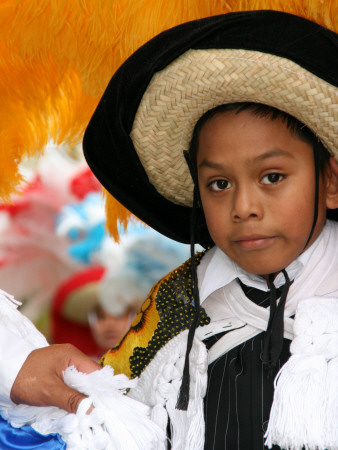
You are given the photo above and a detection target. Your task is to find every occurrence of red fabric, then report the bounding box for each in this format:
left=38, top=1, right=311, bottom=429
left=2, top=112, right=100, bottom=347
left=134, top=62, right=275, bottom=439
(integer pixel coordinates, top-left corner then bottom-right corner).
left=51, top=266, right=106, bottom=357
left=70, top=168, right=101, bottom=200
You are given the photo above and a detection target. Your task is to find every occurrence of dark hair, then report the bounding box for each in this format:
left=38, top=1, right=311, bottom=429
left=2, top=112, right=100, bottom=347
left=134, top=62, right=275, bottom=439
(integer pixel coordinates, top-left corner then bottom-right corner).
left=188, top=102, right=331, bottom=174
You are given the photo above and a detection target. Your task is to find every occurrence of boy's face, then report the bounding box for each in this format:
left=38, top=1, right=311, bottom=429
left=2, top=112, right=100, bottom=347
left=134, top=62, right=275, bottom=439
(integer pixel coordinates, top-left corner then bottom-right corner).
left=197, top=110, right=330, bottom=278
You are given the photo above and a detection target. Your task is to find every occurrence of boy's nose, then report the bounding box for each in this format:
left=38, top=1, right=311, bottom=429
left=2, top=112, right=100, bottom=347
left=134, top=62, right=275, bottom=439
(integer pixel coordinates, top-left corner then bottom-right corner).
left=231, top=186, right=263, bottom=221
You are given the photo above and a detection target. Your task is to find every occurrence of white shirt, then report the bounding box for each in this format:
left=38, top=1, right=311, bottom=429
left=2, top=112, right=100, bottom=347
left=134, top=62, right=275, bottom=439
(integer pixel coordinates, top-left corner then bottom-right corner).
left=0, top=289, right=48, bottom=407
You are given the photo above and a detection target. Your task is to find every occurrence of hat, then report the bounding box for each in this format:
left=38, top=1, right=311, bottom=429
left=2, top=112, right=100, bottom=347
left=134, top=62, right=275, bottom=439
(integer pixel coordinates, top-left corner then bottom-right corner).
left=83, top=10, right=338, bottom=245
left=51, top=266, right=106, bottom=356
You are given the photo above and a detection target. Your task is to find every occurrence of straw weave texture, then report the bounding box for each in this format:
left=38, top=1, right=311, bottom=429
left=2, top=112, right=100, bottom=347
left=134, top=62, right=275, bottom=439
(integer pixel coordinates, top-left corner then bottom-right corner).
left=130, top=49, right=338, bottom=207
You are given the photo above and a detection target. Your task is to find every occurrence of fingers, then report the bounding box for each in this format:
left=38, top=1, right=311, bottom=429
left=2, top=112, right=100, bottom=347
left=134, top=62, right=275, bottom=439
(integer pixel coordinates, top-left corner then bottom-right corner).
left=10, top=344, right=101, bottom=412
left=41, top=381, right=89, bottom=414
left=64, top=344, right=102, bottom=374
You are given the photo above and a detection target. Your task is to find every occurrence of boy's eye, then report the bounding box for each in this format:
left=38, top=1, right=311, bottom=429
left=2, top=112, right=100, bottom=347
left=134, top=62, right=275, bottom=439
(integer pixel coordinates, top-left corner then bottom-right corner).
left=261, top=173, right=284, bottom=185
left=208, top=179, right=232, bottom=191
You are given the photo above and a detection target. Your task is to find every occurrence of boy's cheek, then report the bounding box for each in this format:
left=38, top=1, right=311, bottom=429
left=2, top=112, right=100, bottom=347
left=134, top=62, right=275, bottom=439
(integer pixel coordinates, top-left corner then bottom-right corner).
left=201, top=207, right=223, bottom=237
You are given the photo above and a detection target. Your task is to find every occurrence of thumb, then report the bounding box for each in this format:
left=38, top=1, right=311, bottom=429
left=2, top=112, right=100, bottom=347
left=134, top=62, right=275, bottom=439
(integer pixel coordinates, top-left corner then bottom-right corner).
left=44, top=379, right=90, bottom=414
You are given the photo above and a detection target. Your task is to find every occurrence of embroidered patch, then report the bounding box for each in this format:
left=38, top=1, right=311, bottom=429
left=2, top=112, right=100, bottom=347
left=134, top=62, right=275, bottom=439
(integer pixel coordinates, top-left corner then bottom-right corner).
left=129, top=254, right=210, bottom=377
left=101, top=253, right=210, bottom=378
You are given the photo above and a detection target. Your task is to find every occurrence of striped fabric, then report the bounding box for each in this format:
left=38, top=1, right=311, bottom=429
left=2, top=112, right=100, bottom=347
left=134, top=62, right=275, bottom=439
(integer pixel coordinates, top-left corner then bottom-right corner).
left=203, top=282, right=291, bottom=450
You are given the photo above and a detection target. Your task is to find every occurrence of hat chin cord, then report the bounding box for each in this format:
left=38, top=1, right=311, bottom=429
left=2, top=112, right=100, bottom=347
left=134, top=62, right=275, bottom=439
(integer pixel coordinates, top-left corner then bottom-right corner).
left=177, top=145, right=320, bottom=408
left=175, top=152, right=201, bottom=410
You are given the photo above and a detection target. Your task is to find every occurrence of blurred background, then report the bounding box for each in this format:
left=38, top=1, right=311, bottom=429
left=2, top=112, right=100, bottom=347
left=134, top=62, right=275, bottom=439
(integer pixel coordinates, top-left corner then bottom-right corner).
left=0, top=144, right=194, bottom=360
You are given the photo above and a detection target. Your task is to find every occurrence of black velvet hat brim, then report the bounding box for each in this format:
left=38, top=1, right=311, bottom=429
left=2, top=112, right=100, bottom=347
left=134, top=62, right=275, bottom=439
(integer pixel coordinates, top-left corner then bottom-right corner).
left=83, top=10, right=338, bottom=245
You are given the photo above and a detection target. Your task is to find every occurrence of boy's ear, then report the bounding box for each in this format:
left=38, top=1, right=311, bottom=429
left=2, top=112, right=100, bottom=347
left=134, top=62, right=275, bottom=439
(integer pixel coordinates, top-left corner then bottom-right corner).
left=325, top=157, right=338, bottom=209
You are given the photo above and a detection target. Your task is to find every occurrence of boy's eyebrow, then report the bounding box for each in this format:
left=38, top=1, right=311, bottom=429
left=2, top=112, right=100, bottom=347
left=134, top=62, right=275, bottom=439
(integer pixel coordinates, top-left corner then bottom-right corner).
left=252, top=148, right=292, bottom=162
left=198, top=160, right=224, bottom=170
left=198, top=148, right=292, bottom=170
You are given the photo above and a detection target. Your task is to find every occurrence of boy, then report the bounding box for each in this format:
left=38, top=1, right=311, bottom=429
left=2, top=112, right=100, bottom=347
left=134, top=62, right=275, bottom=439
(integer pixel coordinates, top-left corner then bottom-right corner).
left=83, top=10, right=338, bottom=450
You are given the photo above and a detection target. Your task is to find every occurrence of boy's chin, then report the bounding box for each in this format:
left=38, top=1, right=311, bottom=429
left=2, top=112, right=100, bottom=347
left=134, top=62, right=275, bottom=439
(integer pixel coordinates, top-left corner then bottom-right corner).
left=219, top=243, right=302, bottom=280
left=234, top=260, right=292, bottom=281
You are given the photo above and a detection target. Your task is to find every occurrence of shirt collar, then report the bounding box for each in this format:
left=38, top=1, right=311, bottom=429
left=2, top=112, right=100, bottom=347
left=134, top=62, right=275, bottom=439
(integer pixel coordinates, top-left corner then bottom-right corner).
left=198, top=224, right=325, bottom=305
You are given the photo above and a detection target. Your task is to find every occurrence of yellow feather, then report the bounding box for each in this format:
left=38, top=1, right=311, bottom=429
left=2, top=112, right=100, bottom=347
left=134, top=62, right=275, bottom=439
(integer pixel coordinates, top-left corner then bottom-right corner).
left=103, top=190, right=143, bottom=243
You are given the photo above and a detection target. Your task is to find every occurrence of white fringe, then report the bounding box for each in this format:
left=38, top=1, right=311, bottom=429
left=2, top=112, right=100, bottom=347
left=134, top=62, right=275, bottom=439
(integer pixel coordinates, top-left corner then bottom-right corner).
left=1, top=365, right=165, bottom=449
left=265, top=297, right=338, bottom=450
left=150, top=404, right=168, bottom=450
left=129, top=331, right=208, bottom=450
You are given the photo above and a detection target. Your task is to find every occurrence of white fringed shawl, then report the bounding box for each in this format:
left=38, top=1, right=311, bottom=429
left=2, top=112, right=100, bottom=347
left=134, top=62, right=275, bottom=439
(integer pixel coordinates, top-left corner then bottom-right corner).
left=128, top=330, right=208, bottom=450
left=198, top=220, right=338, bottom=450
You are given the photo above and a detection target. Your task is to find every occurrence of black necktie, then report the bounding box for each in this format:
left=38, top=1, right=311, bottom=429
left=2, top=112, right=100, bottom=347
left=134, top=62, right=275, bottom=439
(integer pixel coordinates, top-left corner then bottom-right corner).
left=238, top=270, right=291, bottom=372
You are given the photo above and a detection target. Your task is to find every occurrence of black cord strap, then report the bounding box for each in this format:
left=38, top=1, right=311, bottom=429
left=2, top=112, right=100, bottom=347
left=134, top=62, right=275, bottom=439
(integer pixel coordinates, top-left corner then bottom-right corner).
left=176, top=186, right=201, bottom=410
left=176, top=151, right=203, bottom=410
left=262, top=269, right=291, bottom=372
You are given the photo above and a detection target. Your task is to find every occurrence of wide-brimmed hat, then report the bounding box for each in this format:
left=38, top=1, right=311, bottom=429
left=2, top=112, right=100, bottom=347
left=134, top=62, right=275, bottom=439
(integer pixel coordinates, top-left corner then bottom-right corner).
left=83, top=10, right=338, bottom=245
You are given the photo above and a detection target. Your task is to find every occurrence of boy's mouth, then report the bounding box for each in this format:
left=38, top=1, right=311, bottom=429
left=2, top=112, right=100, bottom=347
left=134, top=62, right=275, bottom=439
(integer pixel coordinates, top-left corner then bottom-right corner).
left=234, top=235, right=276, bottom=250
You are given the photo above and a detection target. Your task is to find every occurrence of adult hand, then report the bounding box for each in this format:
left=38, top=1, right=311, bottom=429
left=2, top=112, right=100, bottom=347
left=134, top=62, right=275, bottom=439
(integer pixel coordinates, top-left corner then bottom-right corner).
left=10, top=344, right=101, bottom=413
